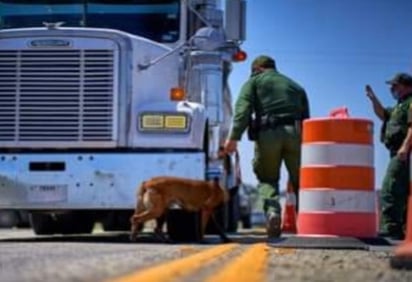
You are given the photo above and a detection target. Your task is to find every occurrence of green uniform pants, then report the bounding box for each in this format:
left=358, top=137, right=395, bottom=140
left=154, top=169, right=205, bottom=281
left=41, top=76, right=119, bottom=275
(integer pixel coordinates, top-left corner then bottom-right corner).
left=380, top=152, right=410, bottom=234
left=253, top=125, right=301, bottom=215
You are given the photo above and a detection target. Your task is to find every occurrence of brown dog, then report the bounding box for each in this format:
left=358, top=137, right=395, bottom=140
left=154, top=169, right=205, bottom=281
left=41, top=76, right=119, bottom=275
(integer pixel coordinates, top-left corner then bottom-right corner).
left=129, top=176, right=230, bottom=243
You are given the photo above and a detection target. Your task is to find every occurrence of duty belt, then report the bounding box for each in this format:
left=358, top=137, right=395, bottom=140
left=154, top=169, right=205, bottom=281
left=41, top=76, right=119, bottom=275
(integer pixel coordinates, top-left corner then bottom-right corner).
left=260, top=115, right=297, bottom=129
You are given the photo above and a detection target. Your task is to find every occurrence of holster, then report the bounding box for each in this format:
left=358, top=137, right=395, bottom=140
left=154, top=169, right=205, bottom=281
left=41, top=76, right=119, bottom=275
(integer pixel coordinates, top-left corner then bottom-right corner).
left=381, top=121, right=407, bottom=152
left=247, top=115, right=260, bottom=141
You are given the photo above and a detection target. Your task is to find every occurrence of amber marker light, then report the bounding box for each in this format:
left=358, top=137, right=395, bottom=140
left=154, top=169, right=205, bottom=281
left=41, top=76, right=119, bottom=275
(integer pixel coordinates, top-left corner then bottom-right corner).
left=232, top=49, right=247, bottom=62
left=170, top=87, right=186, bottom=101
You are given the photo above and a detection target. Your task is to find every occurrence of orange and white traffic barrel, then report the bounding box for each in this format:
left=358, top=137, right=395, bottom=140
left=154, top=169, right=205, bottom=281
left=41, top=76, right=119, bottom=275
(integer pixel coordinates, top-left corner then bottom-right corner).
left=297, top=118, right=377, bottom=237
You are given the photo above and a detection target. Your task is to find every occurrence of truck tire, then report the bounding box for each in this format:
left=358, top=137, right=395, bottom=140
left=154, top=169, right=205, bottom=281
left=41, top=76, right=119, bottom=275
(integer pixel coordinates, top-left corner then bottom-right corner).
left=102, top=211, right=133, bottom=231
left=0, top=210, right=19, bottom=228
left=56, top=212, right=95, bottom=234
left=167, top=209, right=202, bottom=242
left=30, top=212, right=95, bottom=235
left=16, top=211, right=30, bottom=228
left=76, top=213, right=95, bottom=234
left=29, top=213, right=59, bottom=235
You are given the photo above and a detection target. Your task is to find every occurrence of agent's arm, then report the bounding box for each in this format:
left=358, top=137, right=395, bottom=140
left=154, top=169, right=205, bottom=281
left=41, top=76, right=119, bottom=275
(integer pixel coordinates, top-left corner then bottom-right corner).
left=224, top=79, right=254, bottom=153
left=365, top=84, right=386, bottom=121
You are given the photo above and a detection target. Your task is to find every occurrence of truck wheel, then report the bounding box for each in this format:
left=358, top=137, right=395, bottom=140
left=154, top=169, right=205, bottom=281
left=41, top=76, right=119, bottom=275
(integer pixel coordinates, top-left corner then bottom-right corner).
left=0, top=210, right=19, bottom=228
left=16, top=211, right=30, bottom=228
left=167, top=209, right=202, bottom=242
left=56, top=212, right=95, bottom=234
left=29, top=213, right=59, bottom=235
left=76, top=213, right=95, bottom=234
left=102, top=211, right=133, bottom=231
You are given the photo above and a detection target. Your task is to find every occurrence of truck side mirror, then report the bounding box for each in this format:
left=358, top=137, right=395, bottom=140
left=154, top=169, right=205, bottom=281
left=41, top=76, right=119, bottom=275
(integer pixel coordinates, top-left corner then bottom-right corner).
left=225, top=0, right=246, bottom=42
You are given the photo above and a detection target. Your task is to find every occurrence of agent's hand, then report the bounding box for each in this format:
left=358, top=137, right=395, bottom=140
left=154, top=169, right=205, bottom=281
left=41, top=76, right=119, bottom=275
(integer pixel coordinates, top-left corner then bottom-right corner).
left=223, top=139, right=238, bottom=154
left=397, top=145, right=409, bottom=161
left=365, top=85, right=377, bottom=102
left=365, top=84, right=387, bottom=121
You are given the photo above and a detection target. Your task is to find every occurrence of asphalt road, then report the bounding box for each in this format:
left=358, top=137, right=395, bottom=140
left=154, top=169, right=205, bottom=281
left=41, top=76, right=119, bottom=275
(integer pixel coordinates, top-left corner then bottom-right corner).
left=0, top=227, right=412, bottom=282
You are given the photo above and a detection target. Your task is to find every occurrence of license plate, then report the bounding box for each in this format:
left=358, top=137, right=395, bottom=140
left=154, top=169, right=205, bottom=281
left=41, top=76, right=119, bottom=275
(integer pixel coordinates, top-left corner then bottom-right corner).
left=27, top=184, right=68, bottom=203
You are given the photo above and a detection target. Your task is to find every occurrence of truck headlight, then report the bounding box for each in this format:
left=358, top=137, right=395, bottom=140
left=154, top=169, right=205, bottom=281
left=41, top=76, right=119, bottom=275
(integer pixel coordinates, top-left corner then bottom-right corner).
left=141, top=114, right=164, bottom=129
left=138, top=113, right=190, bottom=133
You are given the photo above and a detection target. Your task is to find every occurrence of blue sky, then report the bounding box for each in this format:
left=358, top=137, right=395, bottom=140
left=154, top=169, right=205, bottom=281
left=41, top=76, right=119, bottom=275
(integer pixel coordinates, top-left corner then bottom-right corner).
left=228, top=0, right=412, bottom=189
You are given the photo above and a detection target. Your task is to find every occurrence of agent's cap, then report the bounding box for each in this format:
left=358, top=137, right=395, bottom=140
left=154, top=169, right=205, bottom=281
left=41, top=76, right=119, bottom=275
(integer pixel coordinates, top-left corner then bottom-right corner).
left=386, top=73, right=412, bottom=86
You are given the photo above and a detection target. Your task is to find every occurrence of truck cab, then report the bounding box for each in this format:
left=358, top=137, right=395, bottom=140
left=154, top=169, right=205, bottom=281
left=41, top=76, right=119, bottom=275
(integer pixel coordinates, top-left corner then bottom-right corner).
left=0, top=0, right=247, bottom=238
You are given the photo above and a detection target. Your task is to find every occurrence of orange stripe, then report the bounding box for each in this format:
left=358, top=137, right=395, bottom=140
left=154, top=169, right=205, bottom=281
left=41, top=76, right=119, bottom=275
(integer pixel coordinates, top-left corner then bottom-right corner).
left=300, top=166, right=374, bottom=190
left=405, top=183, right=412, bottom=241
left=302, top=118, right=373, bottom=144
left=297, top=212, right=377, bottom=237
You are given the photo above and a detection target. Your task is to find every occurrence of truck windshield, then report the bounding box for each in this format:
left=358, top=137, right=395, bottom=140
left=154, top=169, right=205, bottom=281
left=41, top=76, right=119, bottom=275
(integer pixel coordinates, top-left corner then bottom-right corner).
left=0, top=0, right=180, bottom=42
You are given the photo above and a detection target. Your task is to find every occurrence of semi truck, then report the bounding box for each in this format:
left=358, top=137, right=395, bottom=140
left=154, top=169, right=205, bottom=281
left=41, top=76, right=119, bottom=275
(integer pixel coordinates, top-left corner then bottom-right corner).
left=0, top=0, right=247, bottom=239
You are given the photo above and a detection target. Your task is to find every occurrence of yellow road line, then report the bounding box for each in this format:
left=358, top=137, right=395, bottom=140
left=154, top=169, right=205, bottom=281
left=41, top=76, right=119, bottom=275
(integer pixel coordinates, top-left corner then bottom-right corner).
left=273, top=248, right=296, bottom=255
left=179, top=246, right=199, bottom=256
left=108, top=243, right=238, bottom=282
left=204, top=243, right=269, bottom=282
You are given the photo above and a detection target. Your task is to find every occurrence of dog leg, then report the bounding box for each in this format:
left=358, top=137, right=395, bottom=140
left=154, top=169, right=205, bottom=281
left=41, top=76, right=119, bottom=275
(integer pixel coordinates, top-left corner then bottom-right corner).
left=153, top=213, right=172, bottom=243
left=130, top=209, right=166, bottom=241
left=130, top=210, right=150, bottom=242
left=210, top=213, right=232, bottom=243
left=200, top=207, right=231, bottom=243
left=130, top=208, right=145, bottom=241
left=130, top=191, right=165, bottom=242
left=154, top=213, right=166, bottom=234
left=130, top=183, right=147, bottom=241
left=200, top=209, right=213, bottom=242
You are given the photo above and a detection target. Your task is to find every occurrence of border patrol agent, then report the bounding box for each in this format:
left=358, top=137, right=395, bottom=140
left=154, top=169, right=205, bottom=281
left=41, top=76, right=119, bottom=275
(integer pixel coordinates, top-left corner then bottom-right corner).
left=224, top=55, right=310, bottom=238
left=366, top=73, right=412, bottom=240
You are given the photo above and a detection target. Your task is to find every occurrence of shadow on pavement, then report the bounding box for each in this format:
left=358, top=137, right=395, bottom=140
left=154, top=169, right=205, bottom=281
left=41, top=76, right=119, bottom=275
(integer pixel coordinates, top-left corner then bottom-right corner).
left=0, top=229, right=396, bottom=249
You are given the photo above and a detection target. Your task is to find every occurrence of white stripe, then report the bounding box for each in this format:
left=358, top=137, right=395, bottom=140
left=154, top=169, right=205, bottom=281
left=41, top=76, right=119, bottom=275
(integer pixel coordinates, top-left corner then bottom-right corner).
left=301, top=143, right=373, bottom=167
left=299, top=190, right=376, bottom=213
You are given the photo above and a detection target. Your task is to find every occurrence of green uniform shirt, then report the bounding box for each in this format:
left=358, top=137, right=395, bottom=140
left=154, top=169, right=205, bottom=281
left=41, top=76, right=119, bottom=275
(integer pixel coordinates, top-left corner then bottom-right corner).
left=382, top=93, right=412, bottom=151
left=229, top=69, right=310, bottom=140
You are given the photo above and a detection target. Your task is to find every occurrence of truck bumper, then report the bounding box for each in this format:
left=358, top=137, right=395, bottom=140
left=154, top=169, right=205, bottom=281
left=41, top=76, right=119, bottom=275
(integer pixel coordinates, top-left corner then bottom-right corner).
left=0, top=152, right=205, bottom=209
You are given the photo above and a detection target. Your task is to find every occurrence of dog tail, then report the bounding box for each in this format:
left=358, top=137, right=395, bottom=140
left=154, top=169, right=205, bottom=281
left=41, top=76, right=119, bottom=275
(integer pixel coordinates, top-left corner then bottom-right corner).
left=135, top=181, right=148, bottom=214
left=138, top=181, right=148, bottom=196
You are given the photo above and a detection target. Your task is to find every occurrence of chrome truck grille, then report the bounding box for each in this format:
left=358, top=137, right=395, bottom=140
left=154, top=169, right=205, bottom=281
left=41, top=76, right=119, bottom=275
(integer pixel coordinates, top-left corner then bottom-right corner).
left=0, top=48, right=116, bottom=147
